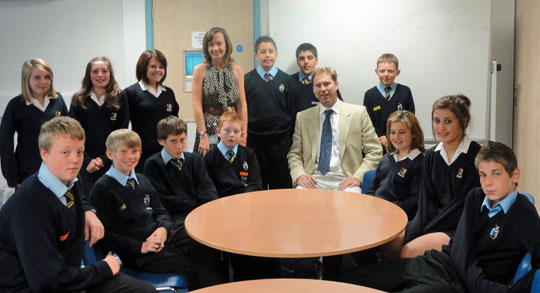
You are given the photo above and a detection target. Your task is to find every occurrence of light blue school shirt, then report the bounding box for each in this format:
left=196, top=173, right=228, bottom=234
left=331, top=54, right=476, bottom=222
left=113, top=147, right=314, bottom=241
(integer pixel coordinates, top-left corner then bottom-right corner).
left=256, top=65, right=278, bottom=81
left=480, top=189, right=518, bottom=218
left=37, top=162, right=78, bottom=206
left=217, top=141, right=238, bottom=160
left=160, top=148, right=185, bottom=165
left=105, top=165, right=138, bottom=187
left=377, top=82, right=397, bottom=99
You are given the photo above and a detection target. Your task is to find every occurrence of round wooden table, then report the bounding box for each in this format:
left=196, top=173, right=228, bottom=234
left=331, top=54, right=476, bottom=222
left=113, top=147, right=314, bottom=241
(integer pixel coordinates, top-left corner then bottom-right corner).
left=190, top=278, right=384, bottom=292
left=185, top=189, right=407, bottom=257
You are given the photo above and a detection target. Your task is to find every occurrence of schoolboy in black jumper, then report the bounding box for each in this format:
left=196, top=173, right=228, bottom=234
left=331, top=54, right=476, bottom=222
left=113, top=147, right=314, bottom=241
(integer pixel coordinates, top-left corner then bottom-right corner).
left=90, top=129, right=200, bottom=288
left=339, top=141, right=540, bottom=292
left=244, top=35, right=295, bottom=189
left=0, top=117, right=154, bottom=292
left=291, top=43, right=342, bottom=113
left=363, top=53, right=415, bottom=150
left=204, top=111, right=262, bottom=197
left=144, top=116, right=226, bottom=286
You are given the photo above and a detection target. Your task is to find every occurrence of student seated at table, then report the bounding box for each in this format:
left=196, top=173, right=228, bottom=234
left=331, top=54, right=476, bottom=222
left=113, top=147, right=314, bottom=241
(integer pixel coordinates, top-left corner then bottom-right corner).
left=89, top=129, right=201, bottom=288
left=144, top=115, right=226, bottom=286
left=204, top=111, right=280, bottom=280
left=339, top=141, right=540, bottom=292
left=0, top=117, right=154, bottom=292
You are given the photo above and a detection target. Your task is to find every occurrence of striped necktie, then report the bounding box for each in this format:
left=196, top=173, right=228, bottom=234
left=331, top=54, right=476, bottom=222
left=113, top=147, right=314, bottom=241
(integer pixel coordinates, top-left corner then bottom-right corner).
left=170, top=158, right=183, bottom=171
left=126, top=178, right=136, bottom=189
left=384, top=86, right=391, bottom=101
left=264, top=72, right=271, bottom=82
left=64, top=190, right=75, bottom=212
left=303, top=77, right=310, bottom=85
left=226, top=150, right=235, bottom=163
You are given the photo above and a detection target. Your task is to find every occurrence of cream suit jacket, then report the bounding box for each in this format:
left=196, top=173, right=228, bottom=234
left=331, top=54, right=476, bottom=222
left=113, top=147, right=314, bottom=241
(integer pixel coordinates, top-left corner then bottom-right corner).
left=287, top=101, right=382, bottom=184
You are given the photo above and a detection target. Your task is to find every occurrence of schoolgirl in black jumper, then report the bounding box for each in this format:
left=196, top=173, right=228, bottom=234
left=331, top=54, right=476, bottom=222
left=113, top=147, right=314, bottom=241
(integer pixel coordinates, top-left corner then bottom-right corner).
left=69, top=57, right=129, bottom=194
left=124, top=49, right=179, bottom=172
left=0, top=58, right=68, bottom=189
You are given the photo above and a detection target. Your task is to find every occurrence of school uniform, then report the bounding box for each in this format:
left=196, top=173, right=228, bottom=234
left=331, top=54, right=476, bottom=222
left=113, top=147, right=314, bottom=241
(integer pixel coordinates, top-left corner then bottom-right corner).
left=0, top=163, right=153, bottom=292
left=363, top=83, right=415, bottom=138
left=144, top=149, right=226, bottom=287
left=90, top=167, right=197, bottom=286
left=339, top=187, right=540, bottom=292
left=366, top=149, right=424, bottom=219
left=203, top=142, right=262, bottom=197
left=0, top=94, right=67, bottom=187
left=290, top=71, right=343, bottom=113
left=245, top=66, right=295, bottom=189
left=405, top=136, right=481, bottom=243
left=69, top=91, right=130, bottom=194
left=124, top=82, right=179, bottom=172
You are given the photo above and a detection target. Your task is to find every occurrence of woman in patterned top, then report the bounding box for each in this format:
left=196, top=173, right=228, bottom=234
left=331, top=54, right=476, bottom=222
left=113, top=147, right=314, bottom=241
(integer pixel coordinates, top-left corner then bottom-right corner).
left=191, top=27, right=247, bottom=155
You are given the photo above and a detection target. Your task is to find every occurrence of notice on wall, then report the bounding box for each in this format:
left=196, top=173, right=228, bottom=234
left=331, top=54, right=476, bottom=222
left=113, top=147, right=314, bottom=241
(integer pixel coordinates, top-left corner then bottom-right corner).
left=192, top=32, right=206, bottom=48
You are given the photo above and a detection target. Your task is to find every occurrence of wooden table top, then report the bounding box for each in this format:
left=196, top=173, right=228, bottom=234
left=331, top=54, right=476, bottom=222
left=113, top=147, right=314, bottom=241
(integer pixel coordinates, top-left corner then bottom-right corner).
left=185, top=189, right=407, bottom=257
left=190, top=278, right=384, bottom=293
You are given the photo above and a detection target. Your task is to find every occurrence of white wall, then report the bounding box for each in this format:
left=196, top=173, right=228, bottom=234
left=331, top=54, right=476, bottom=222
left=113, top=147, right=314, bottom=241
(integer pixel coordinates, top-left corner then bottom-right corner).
left=266, top=0, right=501, bottom=142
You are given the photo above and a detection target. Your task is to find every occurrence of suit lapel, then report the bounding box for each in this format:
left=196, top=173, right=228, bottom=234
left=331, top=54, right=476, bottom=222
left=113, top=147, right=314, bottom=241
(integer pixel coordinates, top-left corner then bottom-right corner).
left=339, top=105, right=352, bottom=159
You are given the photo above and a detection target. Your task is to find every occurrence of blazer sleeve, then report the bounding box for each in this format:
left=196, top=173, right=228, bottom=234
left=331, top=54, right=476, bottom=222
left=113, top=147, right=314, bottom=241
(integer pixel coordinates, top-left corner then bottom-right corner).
left=246, top=147, right=263, bottom=192
left=191, top=154, right=219, bottom=205
left=287, top=111, right=308, bottom=184
left=0, top=99, right=20, bottom=187
left=352, top=107, right=382, bottom=182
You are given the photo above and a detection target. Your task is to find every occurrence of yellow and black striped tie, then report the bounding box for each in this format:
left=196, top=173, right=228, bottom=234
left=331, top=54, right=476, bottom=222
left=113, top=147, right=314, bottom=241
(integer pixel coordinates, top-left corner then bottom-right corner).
left=126, top=178, right=136, bottom=189
left=226, top=150, right=235, bottom=163
left=303, top=77, right=310, bottom=85
left=384, top=86, right=391, bottom=101
left=171, top=158, right=183, bottom=171
left=264, top=73, right=271, bottom=82
left=64, top=190, right=75, bottom=212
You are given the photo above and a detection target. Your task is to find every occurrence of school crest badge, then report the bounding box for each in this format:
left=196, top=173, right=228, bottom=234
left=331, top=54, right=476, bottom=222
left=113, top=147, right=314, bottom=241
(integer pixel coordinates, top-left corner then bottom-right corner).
left=490, top=225, right=499, bottom=239
left=110, top=112, right=117, bottom=121
left=55, top=111, right=61, bottom=116
left=456, top=168, right=463, bottom=178
left=397, top=168, right=407, bottom=178
left=243, top=161, right=249, bottom=171
left=166, top=103, right=172, bottom=112
left=279, top=84, right=285, bottom=93
left=144, top=194, right=150, bottom=207
left=397, top=103, right=403, bottom=111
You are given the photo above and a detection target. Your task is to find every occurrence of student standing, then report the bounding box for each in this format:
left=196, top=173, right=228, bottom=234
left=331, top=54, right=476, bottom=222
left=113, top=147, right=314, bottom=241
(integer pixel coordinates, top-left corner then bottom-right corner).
left=70, top=57, right=129, bottom=194
left=244, top=36, right=295, bottom=189
left=124, top=49, right=179, bottom=172
left=366, top=110, right=424, bottom=220
left=192, top=27, right=247, bottom=155
left=363, top=53, right=415, bottom=150
left=0, top=58, right=68, bottom=189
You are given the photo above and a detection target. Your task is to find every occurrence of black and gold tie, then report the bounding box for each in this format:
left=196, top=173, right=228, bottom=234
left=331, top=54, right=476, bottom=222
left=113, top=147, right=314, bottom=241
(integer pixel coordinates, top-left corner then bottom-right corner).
left=64, top=190, right=75, bottom=212
left=170, top=158, right=183, bottom=171
left=264, top=72, right=271, bottom=82
left=226, top=150, right=235, bottom=163
left=126, top=178, right=136, bottom=189
left=303, top=77, right=310, bottom=85
left=384, top=86, right=391, bottom=101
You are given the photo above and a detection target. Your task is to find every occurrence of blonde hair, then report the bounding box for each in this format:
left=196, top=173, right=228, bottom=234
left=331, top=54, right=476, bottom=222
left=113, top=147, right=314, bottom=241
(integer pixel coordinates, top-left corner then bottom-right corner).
left=21, top=58, right=57, bottom=103
left=39, top=117, right=85, bottom=152
left=106, top=129, right=142, bottom=153
left=312, top=66, right=338, bottom=82
left=377, top=53, right=399, bottom=69
left=386, top=110, right=425, bottom=154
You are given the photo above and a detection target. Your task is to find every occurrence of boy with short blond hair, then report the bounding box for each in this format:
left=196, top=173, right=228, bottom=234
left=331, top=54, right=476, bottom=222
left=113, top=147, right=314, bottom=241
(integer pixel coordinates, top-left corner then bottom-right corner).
left=204, top=111, right=262, bottom=197
left=363, top=53, right=415, bottom=149
left=340, top=141, right=540, bottom=292
left=0, top=117, right=153, bottom=292
left=144, top=115, right=225, bottom=286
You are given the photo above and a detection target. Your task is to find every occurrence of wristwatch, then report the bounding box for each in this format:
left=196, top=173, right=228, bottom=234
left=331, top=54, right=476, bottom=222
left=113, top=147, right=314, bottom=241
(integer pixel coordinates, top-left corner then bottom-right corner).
left=198, top=130, right=207, bottom=136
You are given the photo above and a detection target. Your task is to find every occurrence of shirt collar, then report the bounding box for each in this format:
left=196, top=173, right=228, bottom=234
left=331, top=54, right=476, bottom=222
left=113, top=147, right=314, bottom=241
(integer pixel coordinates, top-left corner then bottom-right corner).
left=393, top=148, right=422, bottom=162
left=105, top=165, right=138, bottom=187
left=160, top=147, right=185, bottom=165
left=217, top=141, right=239, bottom=159
left=37, top=163, right=78, bottom=200
left=26, top=96, right=52, bottom=112
left=256, top=65, right=278, bottom=80
left=481, top=189, right=519, bottom=218
left=377, top=82, right=397, bottom=92
left=298, top=71, right=311, bottom=82
left=89, top=91, right=105, bottom=107
left=138, top=80, right=166, bottom=98
left=435, top=135, right=472, bottom=165
left=319, top=99, right=340, bottom=118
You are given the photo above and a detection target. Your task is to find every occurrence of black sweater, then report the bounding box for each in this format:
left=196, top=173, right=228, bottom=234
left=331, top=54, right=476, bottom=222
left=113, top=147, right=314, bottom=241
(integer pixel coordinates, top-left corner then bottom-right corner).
left=363, top=84, right=415, bottom=137
left=290, top=72, right=343, bottom=113
left=244, top=69, right=295, bottom=138
left=0, top=94, right=68, bottom=187
left=0, top=175, right=112, bottom=292
left=144, top=151, right=218, bottom=216
left=431, top=188, right=540, bottom=292
left=90, top=174, right=172, bottom=258
left=203, top=145, right=262, bottom=197
left=124, top=83, right=179, bottom=170
left=69, top=92, right=130, bottom=173
left=366, top=152, right=424, bottom=219
left=405, top=141, right=481, bottom=243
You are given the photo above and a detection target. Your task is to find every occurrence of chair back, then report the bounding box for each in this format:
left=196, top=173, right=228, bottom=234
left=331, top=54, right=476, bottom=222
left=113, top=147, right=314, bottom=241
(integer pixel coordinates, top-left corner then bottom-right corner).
left=361, top=169, right=376, bottom=194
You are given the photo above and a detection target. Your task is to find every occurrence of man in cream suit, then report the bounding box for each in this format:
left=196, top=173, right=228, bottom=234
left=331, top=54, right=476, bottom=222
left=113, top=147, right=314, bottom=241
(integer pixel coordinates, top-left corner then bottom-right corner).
left=287, top=66, right=382, bottom=193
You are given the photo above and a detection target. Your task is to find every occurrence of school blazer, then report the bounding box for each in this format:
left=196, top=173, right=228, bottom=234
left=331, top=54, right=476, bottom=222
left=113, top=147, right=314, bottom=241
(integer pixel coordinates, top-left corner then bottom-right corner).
left=287, top=101, right=382, bottom=184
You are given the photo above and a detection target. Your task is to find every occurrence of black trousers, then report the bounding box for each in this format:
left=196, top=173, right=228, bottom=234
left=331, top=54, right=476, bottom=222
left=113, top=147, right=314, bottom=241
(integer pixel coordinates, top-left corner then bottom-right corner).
left=228, top=253, right=281, bottom=281
left=87, top=272, right=155, bottom=293
left=338, top=253, right=465, bottom=293
left=247, top=134, right=292, bottom=190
